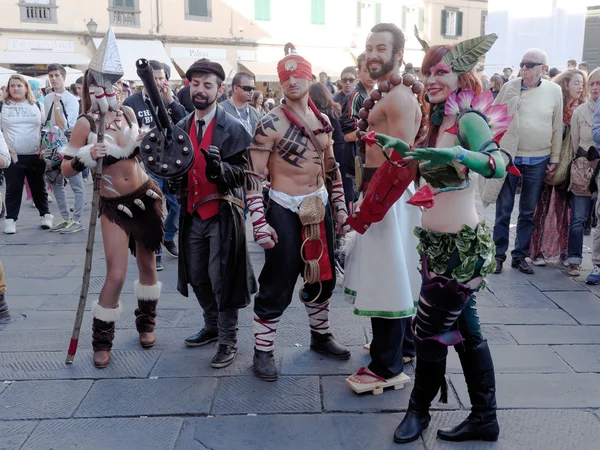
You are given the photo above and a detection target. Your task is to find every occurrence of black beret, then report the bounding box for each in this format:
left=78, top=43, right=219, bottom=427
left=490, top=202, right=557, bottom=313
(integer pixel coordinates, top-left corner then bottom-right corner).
left=186, top=60, right=226, bottom=82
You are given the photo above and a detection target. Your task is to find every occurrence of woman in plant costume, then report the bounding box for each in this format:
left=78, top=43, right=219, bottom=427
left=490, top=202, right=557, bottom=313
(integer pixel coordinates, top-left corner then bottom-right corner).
left=346, top=34, right=518, bottom=444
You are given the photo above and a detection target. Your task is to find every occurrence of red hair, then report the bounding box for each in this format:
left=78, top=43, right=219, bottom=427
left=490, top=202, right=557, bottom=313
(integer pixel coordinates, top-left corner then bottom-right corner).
left=418, top=45, right=483, bottom=148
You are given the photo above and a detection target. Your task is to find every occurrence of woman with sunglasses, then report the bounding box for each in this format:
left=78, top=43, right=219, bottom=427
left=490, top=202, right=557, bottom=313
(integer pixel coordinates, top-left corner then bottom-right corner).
left=529, top=69, right=588, bottom=270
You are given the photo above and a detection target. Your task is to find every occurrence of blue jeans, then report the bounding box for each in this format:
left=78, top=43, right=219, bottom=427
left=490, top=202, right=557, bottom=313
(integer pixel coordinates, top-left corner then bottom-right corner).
left=149, top=174, right=180, bottom=245
left=567, top=195, right=592, bottom=265
left=493, top=159, right=547, bottom=262
left=53, top=173, right=85, bottom=222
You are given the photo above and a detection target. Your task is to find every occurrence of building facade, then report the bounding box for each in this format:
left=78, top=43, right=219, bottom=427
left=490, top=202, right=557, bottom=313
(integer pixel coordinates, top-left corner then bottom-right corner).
left=0, top=0, right=456, bottom=85
left=422, top=0, right=488, bottom=46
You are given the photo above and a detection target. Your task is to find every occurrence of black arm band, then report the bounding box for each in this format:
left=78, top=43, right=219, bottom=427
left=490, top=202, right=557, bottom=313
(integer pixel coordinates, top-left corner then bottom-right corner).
left=70, top=157, right=86, bottom=173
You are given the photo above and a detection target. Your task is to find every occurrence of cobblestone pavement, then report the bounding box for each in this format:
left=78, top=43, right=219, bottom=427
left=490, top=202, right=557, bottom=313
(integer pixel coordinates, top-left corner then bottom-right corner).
left=1, top=184, right=599, bottom=449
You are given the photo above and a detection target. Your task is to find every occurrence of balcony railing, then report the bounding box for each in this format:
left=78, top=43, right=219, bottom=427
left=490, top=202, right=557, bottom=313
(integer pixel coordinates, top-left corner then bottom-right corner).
left=109, top=7, right=140, bottom=27
left=19, top=3, right=58, bottom=24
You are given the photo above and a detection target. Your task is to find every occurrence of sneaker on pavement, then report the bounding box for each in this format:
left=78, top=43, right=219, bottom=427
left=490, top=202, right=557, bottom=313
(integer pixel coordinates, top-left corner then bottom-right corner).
left=50, top=219, right=70, bottom=233
left=61, top=221, right=84, bottom=234
left=40, top=214, right=54, bottom=230
left=4, top=219, right=16, bottom=234
left=567, top=264, right=581, bottom=277
left=156, top=256, right=164, bottom=271
left=586, top=265, right=600, bottom=285
left=163, top=240, right=179, bottom=258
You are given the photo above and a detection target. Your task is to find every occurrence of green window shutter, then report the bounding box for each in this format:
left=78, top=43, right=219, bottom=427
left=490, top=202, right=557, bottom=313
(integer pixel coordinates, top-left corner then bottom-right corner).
left=255, top=0, right=271, bottom=21
left=113, top=0, right=123, bottom=7
left=441, top=9, right=447, bottom=35
left=190, top=0, right=208, bottom=16
left=311, top=0, right=325, bottom=25
left=356, top=1, right=362, bottom=27
left=418, top=7, right=424, bottom=32
left=125, top=0, right=134, bottom=8
left=375, top=3, right=382, bottom=24
left=401, top=5, right=406, bottom=30
left=456, top=11, right=463, bottom=36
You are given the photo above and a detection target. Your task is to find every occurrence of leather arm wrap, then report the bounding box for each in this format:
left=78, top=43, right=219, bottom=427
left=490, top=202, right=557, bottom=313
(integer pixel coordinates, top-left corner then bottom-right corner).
left=331, top=181, right=347, bottom=214
left=70, top=157, right=86, bottom=173
left=246, top=193, right=272, bottom=245
left=346, top=152, right=415, bottom=234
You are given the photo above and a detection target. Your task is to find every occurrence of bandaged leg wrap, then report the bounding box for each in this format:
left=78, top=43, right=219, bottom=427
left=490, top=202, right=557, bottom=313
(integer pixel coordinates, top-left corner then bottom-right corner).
left=305, top=301, right=330, bottom=334
left=254, top=315, right=280, bottom=352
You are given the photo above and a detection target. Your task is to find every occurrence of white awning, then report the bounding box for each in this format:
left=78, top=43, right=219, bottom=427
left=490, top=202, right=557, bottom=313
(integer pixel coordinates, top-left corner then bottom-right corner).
left=172, top=57, right=234, bottom=82
left=238, top=61, right=279, bottom=83
left=93, top=38, right=181, bottom=83
left=36, top=66, right=82, bottom=86
left=0, top=51, right=90, bottom=66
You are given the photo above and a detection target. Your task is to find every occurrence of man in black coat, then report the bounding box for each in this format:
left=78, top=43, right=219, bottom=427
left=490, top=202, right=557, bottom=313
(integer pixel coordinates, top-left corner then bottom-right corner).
left=173, top=60, right=256, bottom=369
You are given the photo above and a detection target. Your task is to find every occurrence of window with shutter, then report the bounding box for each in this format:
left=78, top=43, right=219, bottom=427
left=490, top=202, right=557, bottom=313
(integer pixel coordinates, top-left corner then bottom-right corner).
left=113, top=0, right=134, bottom=7
left=442, top=8, right=459, bottom=37
left=311, top=0, right=325, bottom=25
left=456, top=11, right=463, bottom=37
left=109, top=0, right=139, bottom=26
left=185, top=0, right=212, bottom=21
left=481, top=11, right=488, bottom=36
left=441, top=9, right=447, bottom=35
left=255, top=0, right=271, bottom=21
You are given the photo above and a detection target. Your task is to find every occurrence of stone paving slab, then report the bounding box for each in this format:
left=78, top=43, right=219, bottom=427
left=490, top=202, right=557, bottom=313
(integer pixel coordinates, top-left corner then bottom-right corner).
left=150, top=348, right=264, bottom=378
left=37, top=294, right=97, bottom=311
left=526, top=267, right=587, bottom=291
left=473, top=291, right=503, bottom=307
left=481, top=325, right=518, bottom=345
left=490, top=285, right=558, bottom=309
left=0, top=351, right=160, bottom=380
left=21, top=417, right=184, bottom=450
left=3, top=264, right=75, bottom=280
left=279, top=345, right=415, bottom=377
left=176, top=414, right=425, bottom=450
left=5, top=278, right=78, bottom=296
left=0, top=382, right=6, bottom=395
left=0, top=379, right=92, bottom=419
left=424, top=409, right=600, bottom=450
left=0, top=421, right=39, bottom=450
left=4, top=295, right=51, bottom=311
left=551, top=345, right=600, bottom=373
left=507, top=325, right=600, bottom=344
left=0, top=310, right=83, bottom=330
left=321, top=376, right=459, bottom=413
left=450, top=373, right=600, bottom=408
left=74, top=377, right=218, bottom=418
left=477, top=307, right=577, bottom=325
left=446, top=345, right=572, bottom=374
left=546, top=291, right=600, bottom=325
left=211, top=376, right=320, bottom=415
left=486, top=268, right=532, bottom=288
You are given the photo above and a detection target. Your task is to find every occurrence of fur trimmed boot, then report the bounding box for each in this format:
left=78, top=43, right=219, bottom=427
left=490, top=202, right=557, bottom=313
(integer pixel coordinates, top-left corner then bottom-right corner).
left=134, top=280, right=161, bottom=348
left=0, top=293, right=10, bottom=320
left=92, top=302, right=122, bottom=368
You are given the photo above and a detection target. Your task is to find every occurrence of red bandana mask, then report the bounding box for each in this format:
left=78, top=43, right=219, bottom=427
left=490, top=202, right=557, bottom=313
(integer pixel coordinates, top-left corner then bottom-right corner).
left=277, top=55, right=312, bottom=84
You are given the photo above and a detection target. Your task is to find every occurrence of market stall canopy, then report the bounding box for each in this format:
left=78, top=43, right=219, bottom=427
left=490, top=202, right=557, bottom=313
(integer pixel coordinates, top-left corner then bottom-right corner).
left=93, top=38, right=181, bottom=83
left=172, top=57, right=234, bottom=82
left=0, top=51, right=90, bottom=66
left=36, top=66, right=83, bottom=86
left=238, top=61, right=279, bottom=83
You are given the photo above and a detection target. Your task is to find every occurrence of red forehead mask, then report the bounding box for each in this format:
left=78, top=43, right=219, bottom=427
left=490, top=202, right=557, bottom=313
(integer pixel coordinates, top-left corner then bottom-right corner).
left=277, top=55, right=312, bottom=84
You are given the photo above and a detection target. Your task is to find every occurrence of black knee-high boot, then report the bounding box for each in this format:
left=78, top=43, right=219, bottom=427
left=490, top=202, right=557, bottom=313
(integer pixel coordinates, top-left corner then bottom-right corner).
left=437, top=340, right=499, bottom=442
left=394, top=358, right=447, bottom=444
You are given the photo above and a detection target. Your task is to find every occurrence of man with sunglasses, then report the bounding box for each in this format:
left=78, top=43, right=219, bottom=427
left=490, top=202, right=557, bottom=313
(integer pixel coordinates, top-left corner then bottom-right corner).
left=221, top=72, right=261, bottom=135
left=333, top=67, right=357, bottom=105
left=489, top=48, right=563, bottom=275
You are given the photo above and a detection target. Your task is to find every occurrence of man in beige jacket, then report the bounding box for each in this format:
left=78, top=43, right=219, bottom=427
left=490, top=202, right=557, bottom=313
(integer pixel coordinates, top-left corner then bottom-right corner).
left=487, top=49, right=563, bottom=275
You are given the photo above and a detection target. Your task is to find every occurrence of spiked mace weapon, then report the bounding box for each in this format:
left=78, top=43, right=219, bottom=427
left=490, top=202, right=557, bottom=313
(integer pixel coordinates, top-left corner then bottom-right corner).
left=66, top=27, right=124, bottom=364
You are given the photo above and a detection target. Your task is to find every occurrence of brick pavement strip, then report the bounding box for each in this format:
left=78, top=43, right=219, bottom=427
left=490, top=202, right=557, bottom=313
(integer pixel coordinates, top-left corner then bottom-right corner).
left=20, top=417, right=183, bottom=450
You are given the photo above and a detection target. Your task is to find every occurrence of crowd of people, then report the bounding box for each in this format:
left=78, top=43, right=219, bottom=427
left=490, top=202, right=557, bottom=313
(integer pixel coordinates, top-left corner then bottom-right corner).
left=2, top=21, right=600, bottom=446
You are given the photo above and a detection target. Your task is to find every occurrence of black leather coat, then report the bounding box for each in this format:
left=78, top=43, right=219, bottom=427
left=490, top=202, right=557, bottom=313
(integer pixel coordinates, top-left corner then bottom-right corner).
left=176, top=104, right=257, bottom=311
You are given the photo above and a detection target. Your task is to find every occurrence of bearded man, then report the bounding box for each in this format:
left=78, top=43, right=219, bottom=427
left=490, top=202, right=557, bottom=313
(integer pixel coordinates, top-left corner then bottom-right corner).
left=174, top=60, right=256, bottom=370
left=246, top=46, right=351, bottom=381
left=344, top=23, right=422, bottom=393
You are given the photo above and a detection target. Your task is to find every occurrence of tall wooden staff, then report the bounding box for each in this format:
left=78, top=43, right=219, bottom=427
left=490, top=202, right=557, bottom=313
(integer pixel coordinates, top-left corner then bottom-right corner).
left=66, top=28, right=123, bottom=364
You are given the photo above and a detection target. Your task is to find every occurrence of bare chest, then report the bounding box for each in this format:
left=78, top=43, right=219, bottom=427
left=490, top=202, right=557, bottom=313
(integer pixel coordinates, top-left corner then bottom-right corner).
left=272, top=120, right=328, bottom=170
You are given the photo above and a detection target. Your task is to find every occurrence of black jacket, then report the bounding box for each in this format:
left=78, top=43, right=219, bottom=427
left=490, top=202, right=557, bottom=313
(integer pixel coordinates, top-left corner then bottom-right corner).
left=123, top=90, right=187, bottom=128
left=176, top=104, right=257, bottom=310
left=177, top=86, right=195, bottom=114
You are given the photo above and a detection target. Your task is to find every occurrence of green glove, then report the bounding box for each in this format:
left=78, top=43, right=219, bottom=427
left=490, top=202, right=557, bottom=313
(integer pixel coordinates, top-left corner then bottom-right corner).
left=407, top=146, right=462, bottom=168
left=374, top=133, right=411, bottom=158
